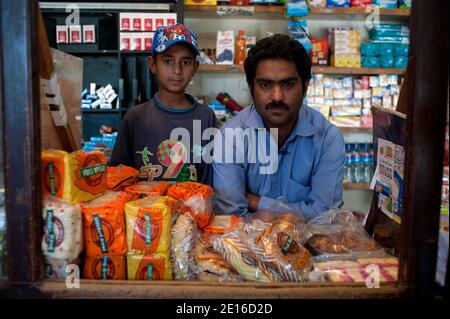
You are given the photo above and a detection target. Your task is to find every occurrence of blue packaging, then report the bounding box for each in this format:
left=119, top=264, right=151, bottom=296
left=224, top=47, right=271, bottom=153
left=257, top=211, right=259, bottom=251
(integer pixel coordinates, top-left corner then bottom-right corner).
left=326, top=0, right=350, bottom=7
left=287, top=20, right=312, bottom=54
left=394, top=43, right=409, bottom=56
left=379, top=43, right=394, bottom=55
left=380, top=55, right=395, bottom=68
left=372, top=0, right=398, bottom=8
left=361, top=43, right=380, bottom=56
left=362, top=56, right=380, bottom=68
left=286, top=0, right=309, bottom=17
left=398, top=0, right=411, bottom=9
left=394, top=55, right=408, bottom=68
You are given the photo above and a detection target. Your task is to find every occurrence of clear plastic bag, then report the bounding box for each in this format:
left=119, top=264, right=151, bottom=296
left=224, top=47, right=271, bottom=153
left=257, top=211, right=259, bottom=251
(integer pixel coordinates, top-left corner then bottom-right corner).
left=194, top=234, right=243, bottom=282
left=171, top=212, right=199, bottom=280
left=42, top=196, right=84, bottom=262
left=304, top=209, right=387, bottom=261
left=167, top=182, right=214, bottom=229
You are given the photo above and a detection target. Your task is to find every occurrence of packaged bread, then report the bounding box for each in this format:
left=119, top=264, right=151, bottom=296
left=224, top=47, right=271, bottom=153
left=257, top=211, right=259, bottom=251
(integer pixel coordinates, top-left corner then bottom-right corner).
left=194, top=234, right=241, bottom=281
left=171, top=213, right=198, bottom=280
left=41, top=149, right=107, bottom=204
left=83, top=255, right=126, bottom=280
left=204, top=215, right=242, bottom=235
left=45, top=256, right=81, bottom=279
left=167, top=182, right=214, bottom=229
left=124, top=196, right=174, bottom=254
left=249, top=220, right=312, bottom=282
left=127, top=253, right=172, bottom=280
left=124, top=181, right=169, bottom=198
left=212, top=229, right=271, bottom=282
left=107, top=165, right=139, bottom=191
left=81, top=191, right=133, bottom=257
left=42, top=196, right=83, bottom=261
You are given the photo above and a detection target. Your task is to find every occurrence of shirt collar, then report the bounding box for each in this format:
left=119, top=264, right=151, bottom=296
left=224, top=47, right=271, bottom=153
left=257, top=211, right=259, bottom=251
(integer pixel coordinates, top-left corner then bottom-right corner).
left=243, top=102, right=320, bottom=137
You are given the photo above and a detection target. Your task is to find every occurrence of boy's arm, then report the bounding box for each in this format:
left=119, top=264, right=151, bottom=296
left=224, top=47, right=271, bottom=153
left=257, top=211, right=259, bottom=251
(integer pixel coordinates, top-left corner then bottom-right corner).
left=110, top=117, right=134, bottom=167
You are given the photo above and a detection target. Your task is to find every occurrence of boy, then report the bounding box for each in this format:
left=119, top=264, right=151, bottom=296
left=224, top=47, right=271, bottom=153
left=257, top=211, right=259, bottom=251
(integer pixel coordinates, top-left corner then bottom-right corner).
left=111, top=24, right=216, bottom=185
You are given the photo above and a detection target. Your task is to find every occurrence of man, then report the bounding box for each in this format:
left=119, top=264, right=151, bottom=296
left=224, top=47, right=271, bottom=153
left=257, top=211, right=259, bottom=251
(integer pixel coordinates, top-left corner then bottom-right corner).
left=213, top=34, right=345, bottom=220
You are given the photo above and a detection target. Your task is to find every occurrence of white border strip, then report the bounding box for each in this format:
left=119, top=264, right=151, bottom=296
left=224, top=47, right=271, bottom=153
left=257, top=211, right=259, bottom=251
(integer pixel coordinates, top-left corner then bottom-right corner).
left=39, top=2, right=171, bottom=11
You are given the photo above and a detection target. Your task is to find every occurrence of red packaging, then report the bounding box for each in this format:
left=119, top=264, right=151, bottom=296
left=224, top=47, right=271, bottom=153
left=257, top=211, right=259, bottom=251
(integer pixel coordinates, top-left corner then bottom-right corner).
left=120, top=13, right=131, bottom=31
left=120, top=33, right=131, bottom=51
left=155, top=18, right=164, bottom=30
left=144, top=17, right=153, bottom=31
left=131, top=34, right=142, bottom=51
left=133, top=16, right=142, bottom=31
left=56, top=25, right=68, bottom=44
left=166, top=18, right=176, bottom=27
left=310, top=38, right=328, bottom=66
left=143, top=33, right=153, bottom=51
left=69, top=25, right=82, bottom=44
left=350, top=0, right=372, bottom=7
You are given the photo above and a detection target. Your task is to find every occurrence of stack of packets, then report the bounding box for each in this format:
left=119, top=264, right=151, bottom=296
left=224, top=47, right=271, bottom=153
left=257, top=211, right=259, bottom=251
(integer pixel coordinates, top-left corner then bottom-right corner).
left=307, top=73, right=402, bottom=127
left=41, top=149, right=108, bottom=278
left=81, top=191, right=133, bottom=280
left=362, top=24, right=410, bottom=69
left=329, top=28, right=361, bottom=68
left=81, top=83, right=118, bottom=110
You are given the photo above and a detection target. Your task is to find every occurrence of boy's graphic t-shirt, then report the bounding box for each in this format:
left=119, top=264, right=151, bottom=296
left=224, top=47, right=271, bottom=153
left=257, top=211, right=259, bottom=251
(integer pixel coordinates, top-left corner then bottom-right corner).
left=110, top=94, right=216, bottom=185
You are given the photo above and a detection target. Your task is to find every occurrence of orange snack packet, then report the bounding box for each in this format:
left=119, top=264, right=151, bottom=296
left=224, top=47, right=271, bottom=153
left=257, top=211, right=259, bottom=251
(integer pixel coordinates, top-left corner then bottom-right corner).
left=124, top=196, right=174, bottom=254
left=124, top=181, right=169, bottom=198
left=167, top=182, right=214, bottom=229
left=41, top=149, right=107, bottom=204
left=127, top=253, right=172, bottom=280
left=83, top=256, right=126, bottom=280
left=81, top=191, right=133, bottom=257
left=203, top=215, right=242, bottom=235
left=107, top=165, right=139, bottom=191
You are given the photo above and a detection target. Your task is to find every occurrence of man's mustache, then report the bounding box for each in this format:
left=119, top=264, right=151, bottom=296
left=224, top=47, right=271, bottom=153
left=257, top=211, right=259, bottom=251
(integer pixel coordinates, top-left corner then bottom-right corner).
left=266, top=101, right=289, bottom=110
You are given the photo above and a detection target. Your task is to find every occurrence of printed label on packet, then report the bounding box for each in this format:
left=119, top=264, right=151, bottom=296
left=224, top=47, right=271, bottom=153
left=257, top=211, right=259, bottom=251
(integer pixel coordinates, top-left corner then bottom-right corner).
left=145, top=214, right=152, bottom=246
left=46, top=209, right=56, bottom=252
left=81, top=164, right=106, bottom=178
left=48, top=162, right=56, bottom=196
left=147, top=264, right=153, bottom=281
left=102, top=256, right=109, bottom=279
left=93, top=214, right=108, bottom=253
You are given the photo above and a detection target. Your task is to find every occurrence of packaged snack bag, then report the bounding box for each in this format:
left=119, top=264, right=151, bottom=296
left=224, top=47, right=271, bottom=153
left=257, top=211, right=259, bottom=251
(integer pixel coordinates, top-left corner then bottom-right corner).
left=125, top=196, right=174, bottom=254
left=41, top=149, right=107, bottom=204
left=203, top=215, right=242, bottom=235
left=107, top=165, right=139, bottom=191
left=167, top=182, right=214, bottom=229
left=42, top=196, right=83, bottom=261
left=83, top=255, right=126, bottom=280
left=171, top=213, right=198, bottom=280
left=81, top=191, right=132, bottom=257
left=124, top=181, right=169, bottom=198
left=45, top=256, right=81, bottom=279
left=127, top=253, right=172, bottom=280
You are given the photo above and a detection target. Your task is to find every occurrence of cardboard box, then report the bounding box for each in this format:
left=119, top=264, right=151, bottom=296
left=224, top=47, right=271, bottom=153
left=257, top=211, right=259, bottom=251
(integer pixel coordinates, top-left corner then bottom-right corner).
left=40, top=49, right=82, bottom=150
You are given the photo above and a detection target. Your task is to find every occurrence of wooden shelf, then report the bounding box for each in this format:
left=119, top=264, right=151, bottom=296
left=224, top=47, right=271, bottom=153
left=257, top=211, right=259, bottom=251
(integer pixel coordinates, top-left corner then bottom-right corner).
left=312, top=66, right=405, bottom=75
left=344, top=183, right=371, bottom=190
left=338, top=127, right=373, bottom=134
left=185, top=5, right=410, bottom=18
left=198, top=64, right=405, bottom=75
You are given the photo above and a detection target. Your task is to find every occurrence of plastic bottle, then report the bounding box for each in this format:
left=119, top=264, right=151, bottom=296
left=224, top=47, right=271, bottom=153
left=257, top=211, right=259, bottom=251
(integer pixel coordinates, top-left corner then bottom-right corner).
left=344, top=144, right=353, bottom=184
left=235, top=30, right=247, bottom=65
left=352, top=144, right=365, bottom=184
left=364, top=144, right=374, bottom=183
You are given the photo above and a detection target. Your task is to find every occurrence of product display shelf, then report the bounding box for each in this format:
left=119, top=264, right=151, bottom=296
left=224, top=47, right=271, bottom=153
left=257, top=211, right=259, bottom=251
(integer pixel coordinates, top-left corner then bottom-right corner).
left=344, top=183, right=371, bottom=190
left=185, top=5, right=410, bottom=18
left=198, top=64, right=405, bottom=75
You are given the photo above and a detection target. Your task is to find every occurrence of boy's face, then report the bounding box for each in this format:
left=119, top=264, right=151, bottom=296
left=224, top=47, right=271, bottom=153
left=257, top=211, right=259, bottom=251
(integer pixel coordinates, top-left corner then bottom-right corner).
left=252, top=58, right=308, bottom=129
left=148, top=43, right=199, bottom=95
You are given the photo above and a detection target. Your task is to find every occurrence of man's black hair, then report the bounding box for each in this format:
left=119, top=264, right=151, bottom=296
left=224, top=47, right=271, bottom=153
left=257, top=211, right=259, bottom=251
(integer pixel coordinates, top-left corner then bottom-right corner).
left=244, top=34, right=312, bottom=94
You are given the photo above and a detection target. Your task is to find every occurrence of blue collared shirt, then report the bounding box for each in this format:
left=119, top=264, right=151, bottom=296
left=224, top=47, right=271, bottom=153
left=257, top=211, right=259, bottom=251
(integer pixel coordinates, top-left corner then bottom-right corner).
left=213, top=103, right=345, bottom=220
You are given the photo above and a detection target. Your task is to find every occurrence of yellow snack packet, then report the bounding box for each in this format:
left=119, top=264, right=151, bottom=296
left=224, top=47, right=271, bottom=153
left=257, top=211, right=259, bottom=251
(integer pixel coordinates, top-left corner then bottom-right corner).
left=127, top=253, right=172, bottom=280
